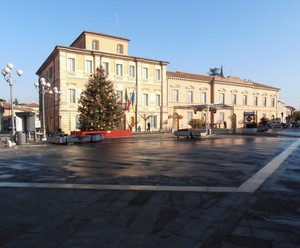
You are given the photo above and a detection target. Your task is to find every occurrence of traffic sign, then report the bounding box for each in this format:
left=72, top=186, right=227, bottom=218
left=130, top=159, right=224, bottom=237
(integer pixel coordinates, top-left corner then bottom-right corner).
left=246, top=116, right=252, bottom=122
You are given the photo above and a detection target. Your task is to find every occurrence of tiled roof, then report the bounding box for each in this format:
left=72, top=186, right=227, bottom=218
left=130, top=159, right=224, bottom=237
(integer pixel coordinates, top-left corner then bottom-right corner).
left=14, top=106, right=36, bottom=112
left=251, top=81, right=280, bottom=90
left=1, top=102, right=10, bottom=108
left=167, top=71, right=213, bottom=81
left=18, top=103, right=39, bottom=108
left=168, top=71, right=279, bottom=91
left=1, top=102, right=38, bottom=112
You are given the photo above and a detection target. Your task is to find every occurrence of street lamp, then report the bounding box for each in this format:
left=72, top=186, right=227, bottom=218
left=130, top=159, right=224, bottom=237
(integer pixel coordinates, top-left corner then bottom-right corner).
left=49, top=86, right=61, bottom=132
left=34, top=78, right=59, bottom=140
left=1, top=63, right=23, bottom=143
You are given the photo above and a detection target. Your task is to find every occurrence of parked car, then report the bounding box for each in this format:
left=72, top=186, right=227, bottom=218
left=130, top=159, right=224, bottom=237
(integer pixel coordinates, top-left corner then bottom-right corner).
left=257, top=125, right=269, bottom=132
left=291, top=121, right=300, bottom=128
left=269, top=122, right=282, bottom=128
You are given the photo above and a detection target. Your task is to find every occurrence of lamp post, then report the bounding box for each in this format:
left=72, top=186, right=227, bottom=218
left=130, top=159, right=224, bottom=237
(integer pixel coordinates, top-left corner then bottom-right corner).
left=50, top=86, right=61, bottom=133
left=1, top=63, right=23, bottom=143
left=34, top=78, right=59, bottom=141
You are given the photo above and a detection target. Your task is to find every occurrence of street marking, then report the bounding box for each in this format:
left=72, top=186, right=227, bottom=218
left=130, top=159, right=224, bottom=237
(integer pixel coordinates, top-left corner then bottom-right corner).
left=0, top=181, right=237, bottom=192
left=237, top=139, right=300, bottom=193
left=0, top=139, right=299, bottom=193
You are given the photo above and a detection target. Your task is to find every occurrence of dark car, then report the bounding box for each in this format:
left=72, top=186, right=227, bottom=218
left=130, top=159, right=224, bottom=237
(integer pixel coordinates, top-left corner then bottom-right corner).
left=291, top=122, right=300, bottom=128
left=257, top=125, right=269, bottom=132
left=269, top=122, right=282, bottom=128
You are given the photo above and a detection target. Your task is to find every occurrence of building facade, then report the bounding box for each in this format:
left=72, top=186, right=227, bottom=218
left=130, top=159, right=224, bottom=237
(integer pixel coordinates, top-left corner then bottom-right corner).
left=36, top=31, right=169, bottom=134
left=167, top=72, right=280, bottom=130
left=36, top=31, right=281, bottom=134
left=0, top=100, right=39, bottom=132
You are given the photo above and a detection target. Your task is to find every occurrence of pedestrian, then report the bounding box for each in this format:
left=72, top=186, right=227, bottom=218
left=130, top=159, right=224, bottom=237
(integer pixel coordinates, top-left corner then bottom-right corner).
left=147, top=122, right=150, bottom=132
left=223, top=121, right=227, bottom=129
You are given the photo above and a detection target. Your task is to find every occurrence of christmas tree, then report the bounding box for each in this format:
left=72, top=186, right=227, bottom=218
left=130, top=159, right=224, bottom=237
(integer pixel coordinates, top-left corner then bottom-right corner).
left=78, top=67, right=124, bottom=131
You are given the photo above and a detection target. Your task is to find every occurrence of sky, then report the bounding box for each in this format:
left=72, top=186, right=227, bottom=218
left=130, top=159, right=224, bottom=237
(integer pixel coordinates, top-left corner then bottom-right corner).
left=1, top=0, right=300, bottom=109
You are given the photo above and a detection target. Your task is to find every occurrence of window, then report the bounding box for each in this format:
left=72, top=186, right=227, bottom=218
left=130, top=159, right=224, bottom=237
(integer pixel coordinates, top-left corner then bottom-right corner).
left=220, top=112, right=225, bottom=123
left=116, top=44, right=123, bottom=54
left=243, top=95, right=248, bottom=105
left=68, top=58, right=75, bottom=71
left=85, top=60, right=92, bottom=73
left=143, top=67, right=148, bottom=79
left=153, top=116, right=157, bottom=129
left=187, top=91, right=193, bottom=103
left=116, top=64, right=123, bottom=76
left=143, top=93, right=148, bottom=106
left=76, top=115, right=80, bottom=129
left=187, top=111, right=193, bottom=122
left=219, top=93, right=225, bottom=104
left=271, top=98, right=275, bottom=107
left=201, top=92, right=207, bottom=104
left=129, top=65, right=135, bottom=77
left=69, top=89, right=76, bottom=103
left=173, top=90, right=179, bottom=102
left=116, top=91, right=123, bottom=103
left=263, top=97, right=267, bottom=106
left=155, top=69, right=161, bottom=80
left=92, top=40, right=98, bottom=50
left=103, top=62, right=109, bottom=75
left=254, top=96, right=258, bottom=106
left=232, top=94, right=237, bottom=105
left=156, top=94, right=160, bottom=106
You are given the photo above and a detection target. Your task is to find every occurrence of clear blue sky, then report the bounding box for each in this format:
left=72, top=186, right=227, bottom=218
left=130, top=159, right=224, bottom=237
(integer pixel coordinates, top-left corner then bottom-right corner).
left=1, top=0, right=300, bottom=109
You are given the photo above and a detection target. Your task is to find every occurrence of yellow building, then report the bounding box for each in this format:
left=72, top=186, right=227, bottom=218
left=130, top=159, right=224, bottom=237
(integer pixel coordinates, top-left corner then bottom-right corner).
left=167, top=71, right=280, bottom=130
left=36, top=31, right=169, bottom=134
left=36, top=31, right=280, bottom=134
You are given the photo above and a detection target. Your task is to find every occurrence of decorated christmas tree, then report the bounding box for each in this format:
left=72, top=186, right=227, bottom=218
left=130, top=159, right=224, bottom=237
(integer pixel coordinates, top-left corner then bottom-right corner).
left=78, top=67, right=124, bottom=131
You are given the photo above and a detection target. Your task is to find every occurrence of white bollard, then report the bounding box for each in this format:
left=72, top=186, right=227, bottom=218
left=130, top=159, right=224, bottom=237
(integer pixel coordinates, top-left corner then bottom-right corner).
left=6, top=139, right=13, bottom=148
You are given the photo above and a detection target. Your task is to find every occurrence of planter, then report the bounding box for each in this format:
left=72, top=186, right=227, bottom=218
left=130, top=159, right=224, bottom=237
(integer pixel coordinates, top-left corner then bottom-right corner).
left=66, top=135, right=91, bottom=143
left=47, top=136, right=67, bottom=144
left=91, top=134, right=104, bottom=142
left=241, top=128, right=257, bottom=134
left=173, top=129, right=206, bottom=138
left=47, top=134, right=104, bottom=144
left=71, top=130, right=132, bottom=138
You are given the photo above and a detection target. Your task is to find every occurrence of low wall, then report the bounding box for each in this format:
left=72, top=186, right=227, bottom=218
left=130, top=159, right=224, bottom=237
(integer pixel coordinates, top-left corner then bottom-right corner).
left=70, top=130, right=132, bottom=138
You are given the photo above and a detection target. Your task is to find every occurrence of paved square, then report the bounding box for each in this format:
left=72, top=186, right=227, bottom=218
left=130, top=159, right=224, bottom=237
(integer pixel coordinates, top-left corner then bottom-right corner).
left=1, top=133, right=300, bottom=247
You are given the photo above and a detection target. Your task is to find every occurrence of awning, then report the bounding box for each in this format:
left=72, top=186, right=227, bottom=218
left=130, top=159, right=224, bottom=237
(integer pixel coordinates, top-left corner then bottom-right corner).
left=173, top=103, right=234, bottom=111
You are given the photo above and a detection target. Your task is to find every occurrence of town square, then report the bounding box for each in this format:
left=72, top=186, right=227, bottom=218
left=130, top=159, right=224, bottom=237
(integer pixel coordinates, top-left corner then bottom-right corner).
left=1, top=0, right=300, bottom=247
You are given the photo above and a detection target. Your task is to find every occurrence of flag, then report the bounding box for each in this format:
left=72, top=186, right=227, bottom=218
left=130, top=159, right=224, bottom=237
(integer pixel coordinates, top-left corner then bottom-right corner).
left=131, top=90, right=135, bottom=111
left=124, top=88, right=129, bottom=111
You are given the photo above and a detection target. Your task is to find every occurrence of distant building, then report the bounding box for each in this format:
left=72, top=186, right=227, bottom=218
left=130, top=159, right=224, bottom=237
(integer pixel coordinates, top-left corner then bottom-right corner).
left=277, top=101, right=295, bottom=123
left=36, top=31, right=282, bottom=134
left=167, top=72, right=280, bottom=129
left=0, top=100, right=39, bottom=132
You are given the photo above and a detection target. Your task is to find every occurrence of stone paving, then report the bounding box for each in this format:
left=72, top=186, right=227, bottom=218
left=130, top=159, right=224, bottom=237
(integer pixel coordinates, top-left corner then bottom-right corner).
left=0, top=131, right=300, bottom=247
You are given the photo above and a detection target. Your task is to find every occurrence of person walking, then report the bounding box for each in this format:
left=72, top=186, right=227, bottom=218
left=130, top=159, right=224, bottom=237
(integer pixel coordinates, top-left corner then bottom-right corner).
left=147, top=122, right=150, bottom=132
